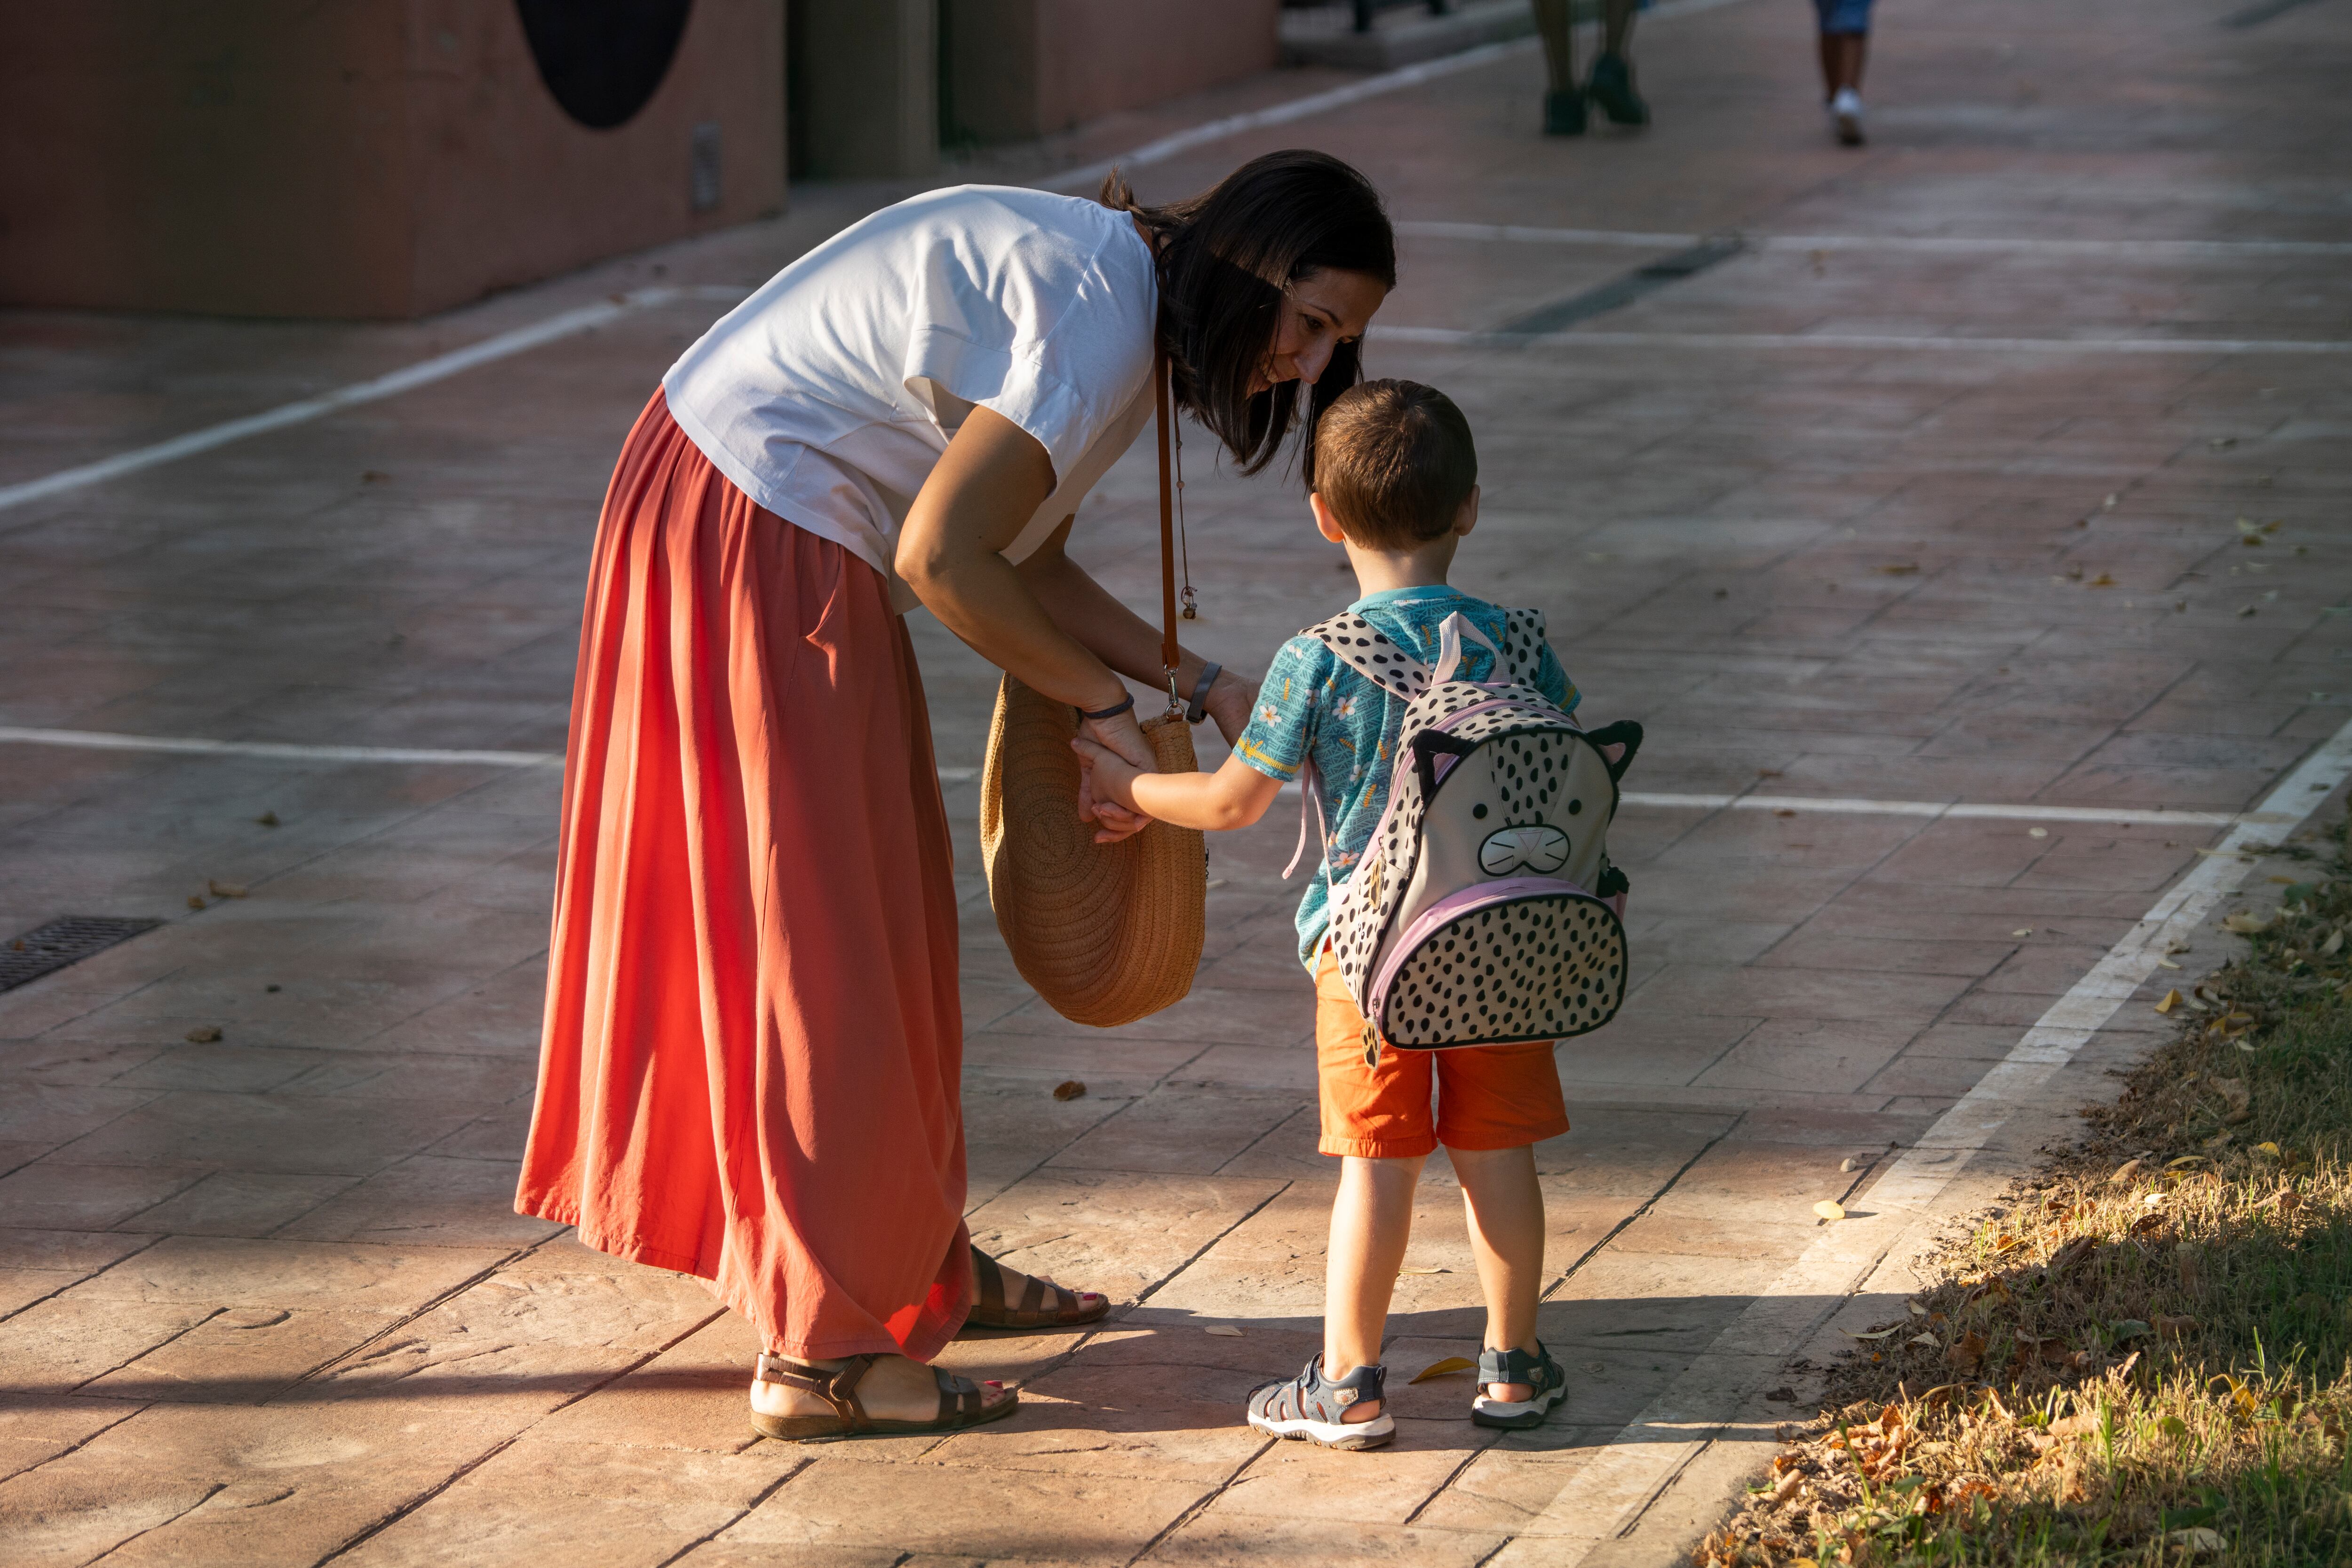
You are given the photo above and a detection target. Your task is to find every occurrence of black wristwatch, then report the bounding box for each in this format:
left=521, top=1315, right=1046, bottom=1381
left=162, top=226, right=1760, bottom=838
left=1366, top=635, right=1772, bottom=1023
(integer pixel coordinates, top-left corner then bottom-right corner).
left=1184, top=662, right=1222, bottom=724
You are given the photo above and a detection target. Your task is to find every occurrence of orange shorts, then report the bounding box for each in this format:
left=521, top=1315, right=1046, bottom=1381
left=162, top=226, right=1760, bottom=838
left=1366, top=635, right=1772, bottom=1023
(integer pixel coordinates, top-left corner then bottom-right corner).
left=1314, top=948, right=1570, bottom=1159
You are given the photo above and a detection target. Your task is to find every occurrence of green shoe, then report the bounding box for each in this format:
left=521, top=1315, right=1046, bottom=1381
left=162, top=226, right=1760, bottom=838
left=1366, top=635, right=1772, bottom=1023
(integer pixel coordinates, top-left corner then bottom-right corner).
left=1587, top=52, right=1649, bottom=126
left=1543, top=87, right=1588, bottom=136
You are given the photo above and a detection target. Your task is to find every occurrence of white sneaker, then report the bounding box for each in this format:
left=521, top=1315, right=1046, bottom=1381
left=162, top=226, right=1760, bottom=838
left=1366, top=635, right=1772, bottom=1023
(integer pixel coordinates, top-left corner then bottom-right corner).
left=1830, top=88, right=1866, bottom=146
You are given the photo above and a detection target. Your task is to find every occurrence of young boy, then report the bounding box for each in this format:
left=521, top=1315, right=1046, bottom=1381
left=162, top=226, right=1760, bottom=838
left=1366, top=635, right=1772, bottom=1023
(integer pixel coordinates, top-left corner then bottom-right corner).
left=1074, top=379, right=1580, bottom=1449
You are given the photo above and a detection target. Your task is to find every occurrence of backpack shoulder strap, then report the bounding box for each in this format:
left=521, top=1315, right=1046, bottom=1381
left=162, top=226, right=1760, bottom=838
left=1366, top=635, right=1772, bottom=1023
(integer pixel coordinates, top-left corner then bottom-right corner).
left=1500, top=607, right=1551, bottom=692
left=1301, top=612, right=1431, bottom=701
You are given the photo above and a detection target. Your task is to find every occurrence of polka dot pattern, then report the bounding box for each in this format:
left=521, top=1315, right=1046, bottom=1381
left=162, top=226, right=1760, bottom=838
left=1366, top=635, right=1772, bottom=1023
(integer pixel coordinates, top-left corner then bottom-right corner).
left=1375, top=893, right=1627, bottom=1048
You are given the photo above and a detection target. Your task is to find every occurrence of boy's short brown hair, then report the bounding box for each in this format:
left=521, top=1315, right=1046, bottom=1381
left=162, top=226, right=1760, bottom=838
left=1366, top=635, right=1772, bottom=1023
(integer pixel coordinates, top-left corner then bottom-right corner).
left=1311, top=379, right=1478, bottom=551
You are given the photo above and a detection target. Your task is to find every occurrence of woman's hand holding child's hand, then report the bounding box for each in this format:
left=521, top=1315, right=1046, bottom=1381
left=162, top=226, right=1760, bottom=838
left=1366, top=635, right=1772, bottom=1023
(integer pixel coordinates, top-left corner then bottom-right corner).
left=1073, top=716, right=1152, bottom=845
left=1072, top=736, right=1144, bottom=829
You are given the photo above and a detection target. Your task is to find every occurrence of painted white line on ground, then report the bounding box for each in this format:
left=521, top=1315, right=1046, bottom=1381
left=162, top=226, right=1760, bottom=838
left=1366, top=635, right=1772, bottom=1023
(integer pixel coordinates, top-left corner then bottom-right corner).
left=1033, top=0, right=1754, bottom=194
left=1396, top=218, right=2352, bottom=260
left=0, top=285, right=748, bottom=516
left=1494, top=710, right=2352, bottom=1564
left=1039, top=41, right=1533, bottom=196
left=1625, top=790, right=2250, bottom=827
left=0, top=725, right=564, bottom=769
left=1373, top=324, right=2352, bottom=355
left=0, top=726, right=2280, bottom=832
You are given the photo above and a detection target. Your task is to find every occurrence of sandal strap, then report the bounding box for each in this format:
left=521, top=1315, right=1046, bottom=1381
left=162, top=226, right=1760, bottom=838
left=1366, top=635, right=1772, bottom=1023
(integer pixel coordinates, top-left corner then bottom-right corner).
left=1249, top=1357, right=1385, bottom=1425
left=1477, top=1342, right=1560, bottom=1392
left=755, top=1351, right=877, bottom=1424
left=971, top=1244, right=1007, bottom=1317
left=935, top=1367, right=984, bottom=1423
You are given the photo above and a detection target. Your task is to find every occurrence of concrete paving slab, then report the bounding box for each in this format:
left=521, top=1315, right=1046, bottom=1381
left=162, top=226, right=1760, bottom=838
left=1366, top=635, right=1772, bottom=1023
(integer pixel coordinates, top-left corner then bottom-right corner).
left=2, top=0, right=2349, bottom=1556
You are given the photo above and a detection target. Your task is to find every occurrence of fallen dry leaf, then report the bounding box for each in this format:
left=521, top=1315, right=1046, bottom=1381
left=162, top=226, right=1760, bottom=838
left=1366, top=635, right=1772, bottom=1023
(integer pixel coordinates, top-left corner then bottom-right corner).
left=1907, top=1333, right=1939, bottom=1349
left=2029, top=827, right=2049, bottom=839
left=2089, top=573, right=2115, bottom=588
left=1945, top=1331, right=1987, bottom=1375
left=1842, top=1326, right=1901, bottom=1341
left=1398, top=1266, right=1447, bottom=1275
left=2325, top=930, right=2345, bottom=957
left=1203, top=1325, right=1244, bottom=1337
left=2110, top=1157, right=2143, bottom=1184
left=255, top=811, right=279, bottom=827
left=1879, top=562, right=1920, bottom=576
left=2157, top=1314, right=2198, bottom=1339
left=2048, top=1235, right=2099, bottom=1275
left=2167, top=1528, right=2226, bottom=1553
left=1813, top=1200, right=1847, bottom=1222
left=2155, top=988, right=2182, bottom=1015
left=1409, top=1356, right=1477, bottom=1384
left=186, top=895, right=206, bottom=910
left=2223, top=911, right=2273, bottom=934
left=2254, top=1140, right=2283, bottom=1158
left=2211, top=1076, right=2251, bottom=1122
left=208, top=880, right=248, bottom=899
left=1052, top=1080, right=1086, bottom=1101
left=185, top=1026, right=222, bottom=1044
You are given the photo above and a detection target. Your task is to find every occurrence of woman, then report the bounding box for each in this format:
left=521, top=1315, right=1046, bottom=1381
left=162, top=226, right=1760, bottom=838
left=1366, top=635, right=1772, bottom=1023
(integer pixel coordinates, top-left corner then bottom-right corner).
left=516, top=151, right=1395, bottom=1439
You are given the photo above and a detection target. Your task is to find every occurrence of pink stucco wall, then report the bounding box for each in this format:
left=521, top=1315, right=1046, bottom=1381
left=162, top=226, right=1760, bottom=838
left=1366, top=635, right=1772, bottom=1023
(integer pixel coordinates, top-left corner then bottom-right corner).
left=0, top=1, right=784, bottom=319
left=946, top=0, right=1281, bottom=144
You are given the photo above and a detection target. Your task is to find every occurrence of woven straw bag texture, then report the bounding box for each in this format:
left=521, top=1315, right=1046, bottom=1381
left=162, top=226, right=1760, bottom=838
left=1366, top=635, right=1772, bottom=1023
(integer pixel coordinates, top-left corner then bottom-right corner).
left=979, top=676, right=1206, bottom=1027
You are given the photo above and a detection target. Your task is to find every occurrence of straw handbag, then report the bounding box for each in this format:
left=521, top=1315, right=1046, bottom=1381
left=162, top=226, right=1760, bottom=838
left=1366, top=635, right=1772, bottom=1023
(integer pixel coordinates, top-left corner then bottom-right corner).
left=979, top=355, right=1206, bottom=1027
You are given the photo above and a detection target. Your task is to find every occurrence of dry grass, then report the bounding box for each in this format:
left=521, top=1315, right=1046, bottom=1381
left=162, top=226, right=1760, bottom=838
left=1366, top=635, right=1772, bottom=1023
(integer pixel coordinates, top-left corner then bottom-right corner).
left=1701, top=826, right=2352, bottom=1567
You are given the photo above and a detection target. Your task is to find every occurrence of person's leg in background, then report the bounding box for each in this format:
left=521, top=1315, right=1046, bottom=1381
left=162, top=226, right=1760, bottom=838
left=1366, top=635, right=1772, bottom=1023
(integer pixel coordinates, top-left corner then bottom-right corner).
left=1587, top=0, right=1651, bottom=127
left=1535, top=0, right=1586, bottom=135
left=1814, top=0, right=1872, bottom=144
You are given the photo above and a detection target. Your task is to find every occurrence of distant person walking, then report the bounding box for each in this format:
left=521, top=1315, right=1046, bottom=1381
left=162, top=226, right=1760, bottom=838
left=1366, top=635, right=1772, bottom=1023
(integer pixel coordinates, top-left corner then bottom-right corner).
left=1536, top=0, right=1648, bottom=135
left=516, top=151, right=1394, bottom=1441
left=1815, top=0, right=1872, bottom=144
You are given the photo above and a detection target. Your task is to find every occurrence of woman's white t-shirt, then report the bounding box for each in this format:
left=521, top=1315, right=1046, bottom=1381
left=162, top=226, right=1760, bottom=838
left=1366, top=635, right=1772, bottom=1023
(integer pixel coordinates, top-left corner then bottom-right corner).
left=662, top=185, right=1160, bottom=610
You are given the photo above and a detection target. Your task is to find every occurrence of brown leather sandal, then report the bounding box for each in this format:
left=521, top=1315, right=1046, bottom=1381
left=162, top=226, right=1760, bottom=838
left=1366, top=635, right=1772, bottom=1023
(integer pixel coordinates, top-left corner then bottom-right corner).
left=748, top=1351, right=1019, bottom=1441
left=964, top=1243, right=1112, bottom=1330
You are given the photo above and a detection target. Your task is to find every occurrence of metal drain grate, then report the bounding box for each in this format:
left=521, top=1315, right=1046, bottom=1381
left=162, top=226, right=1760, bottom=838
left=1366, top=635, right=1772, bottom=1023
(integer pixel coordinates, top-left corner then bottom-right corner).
left=0, top=916, right=162, bottom=993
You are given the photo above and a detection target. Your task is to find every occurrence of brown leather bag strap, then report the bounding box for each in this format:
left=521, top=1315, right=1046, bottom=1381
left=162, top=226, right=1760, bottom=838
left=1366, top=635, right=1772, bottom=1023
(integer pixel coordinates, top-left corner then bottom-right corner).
left=1154, top=348, right=1181, bottom=710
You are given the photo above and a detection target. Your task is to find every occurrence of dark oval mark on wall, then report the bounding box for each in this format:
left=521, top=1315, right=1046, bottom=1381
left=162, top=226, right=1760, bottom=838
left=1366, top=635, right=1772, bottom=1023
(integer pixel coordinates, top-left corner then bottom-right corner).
left=516, top=0, right=695, bottom=130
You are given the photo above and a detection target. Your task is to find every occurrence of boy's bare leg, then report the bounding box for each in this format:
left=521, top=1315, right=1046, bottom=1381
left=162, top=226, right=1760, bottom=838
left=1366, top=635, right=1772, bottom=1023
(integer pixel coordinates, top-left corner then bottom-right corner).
left=1324, top=1153, right=1424, bottom=1422
left=1451, top=1144, right=1546, bottom=1402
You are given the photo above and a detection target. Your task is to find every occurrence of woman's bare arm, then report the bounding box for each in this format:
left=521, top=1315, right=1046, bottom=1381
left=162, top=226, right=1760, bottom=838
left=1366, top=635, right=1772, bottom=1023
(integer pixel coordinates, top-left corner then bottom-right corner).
left=896, top=407, right=1133, bottom=715
left=1017, top=519, right=1257, bottom=744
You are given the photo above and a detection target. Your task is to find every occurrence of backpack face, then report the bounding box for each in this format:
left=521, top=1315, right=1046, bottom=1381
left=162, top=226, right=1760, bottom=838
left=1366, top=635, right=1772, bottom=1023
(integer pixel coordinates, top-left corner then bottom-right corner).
left=1303, top=609, right=1642, bottom=1051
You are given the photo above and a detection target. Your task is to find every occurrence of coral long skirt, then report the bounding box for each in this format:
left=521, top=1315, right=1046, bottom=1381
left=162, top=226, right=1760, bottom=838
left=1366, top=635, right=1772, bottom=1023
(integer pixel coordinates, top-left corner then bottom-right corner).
left=515, top=390, right=970, bottom=1362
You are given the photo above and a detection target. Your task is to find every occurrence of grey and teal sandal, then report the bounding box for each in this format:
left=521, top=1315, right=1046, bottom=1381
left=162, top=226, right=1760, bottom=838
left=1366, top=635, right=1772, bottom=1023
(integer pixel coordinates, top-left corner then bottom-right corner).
left=1246, top=1357, right=1394, bottom=1451
left=1471, top=1342, right=1567, bottom=1429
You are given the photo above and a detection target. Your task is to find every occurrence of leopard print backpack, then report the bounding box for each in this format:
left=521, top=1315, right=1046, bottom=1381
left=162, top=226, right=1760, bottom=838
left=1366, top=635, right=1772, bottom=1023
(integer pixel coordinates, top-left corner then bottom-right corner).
left=1287, top=608, right=1642, bottom=1051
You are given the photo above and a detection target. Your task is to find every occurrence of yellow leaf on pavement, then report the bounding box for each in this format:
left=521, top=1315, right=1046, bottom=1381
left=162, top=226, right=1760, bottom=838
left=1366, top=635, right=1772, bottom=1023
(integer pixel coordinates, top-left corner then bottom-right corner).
left=1813, top=1200, right=1846, bottom=1222
left=2155, top=988, right=2182, bottom=1015
left=1409, top=1356, right=1478, bottom=1384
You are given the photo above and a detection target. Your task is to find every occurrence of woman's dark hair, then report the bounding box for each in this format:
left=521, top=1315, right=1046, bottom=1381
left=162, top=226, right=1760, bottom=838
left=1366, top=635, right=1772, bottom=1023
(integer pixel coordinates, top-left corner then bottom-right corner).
left=1101, top=150, right=1395, bottom=483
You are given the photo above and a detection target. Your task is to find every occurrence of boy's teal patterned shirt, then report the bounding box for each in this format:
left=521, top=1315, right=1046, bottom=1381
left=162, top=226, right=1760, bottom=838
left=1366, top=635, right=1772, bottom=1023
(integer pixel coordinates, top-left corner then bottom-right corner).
left=1231, top=584, right=1576, bottom=971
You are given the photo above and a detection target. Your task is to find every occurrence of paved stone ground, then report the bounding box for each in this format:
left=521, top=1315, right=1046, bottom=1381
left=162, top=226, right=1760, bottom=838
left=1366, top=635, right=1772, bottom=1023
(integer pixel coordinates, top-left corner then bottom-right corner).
left=4, top=0, right=2351, bottom=1561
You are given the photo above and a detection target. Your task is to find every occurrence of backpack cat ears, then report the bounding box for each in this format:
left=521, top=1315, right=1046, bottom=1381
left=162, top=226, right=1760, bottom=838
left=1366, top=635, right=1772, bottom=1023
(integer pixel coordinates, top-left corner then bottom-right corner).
left=1305, top=608, right=1549, bottom=701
